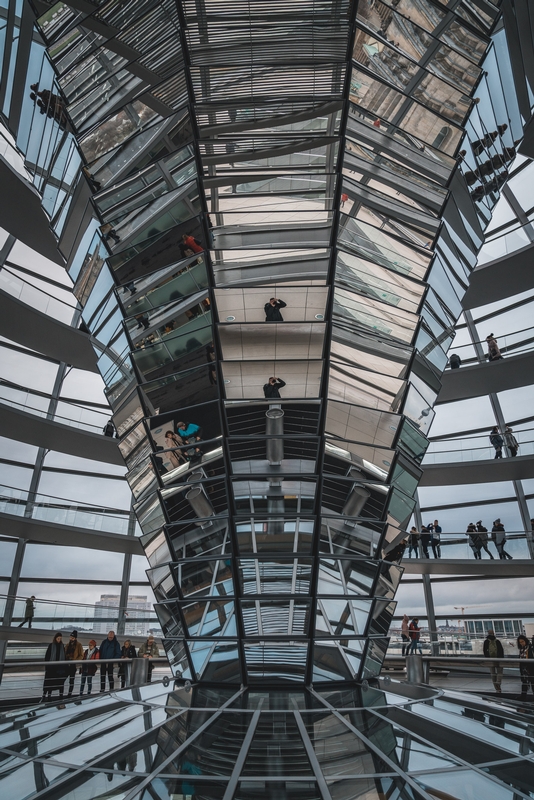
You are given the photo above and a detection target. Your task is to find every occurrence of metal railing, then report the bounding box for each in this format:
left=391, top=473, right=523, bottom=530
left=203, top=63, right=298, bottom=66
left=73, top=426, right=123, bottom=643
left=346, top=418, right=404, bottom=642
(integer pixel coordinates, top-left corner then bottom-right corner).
left=400, top=531, right=532, bottom=560
left=445, top=325, right=534, bottom=366
left=423, top=426, right=534, bottom=463
left=0, top=593, right=158, bottom=633
left=0, top=657, right=172, bottom=708
left=477, top=217, right=534, bottom=266
left=0, top=484, right=131, bottom=534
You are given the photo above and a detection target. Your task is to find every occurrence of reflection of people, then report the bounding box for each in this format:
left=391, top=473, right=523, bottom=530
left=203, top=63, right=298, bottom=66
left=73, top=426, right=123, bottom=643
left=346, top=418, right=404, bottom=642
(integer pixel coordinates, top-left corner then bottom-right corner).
left=263, top=377, right=286, bottom=399
left=177, top=421, right=201, bottom=439
left=18, top=595, right=36, bottom=628
left=182, top=233, right=203, bottom=255
left=30, top=83, right=68, bottom=128
left=43, top=632, right=66, bottom=700
left=341, top=192, right=348, bottom=207
left=180, top=749, right=202, bottom=796
left=483, top=630, right=504, bottom=693
left=100, top=223, right=121, bottom=244
left=401, top=614, right=410, bottom=656
left=517, top=635, right=534, bottom=699
left=264, top=298, right=287, bottom=322
left=206, top=343, right=216, bottom=384
left=135, top=313, right=150, bottom=330
left=138, top=635, right=159, bottom=683
left=165, top=431, right=186, bottom=469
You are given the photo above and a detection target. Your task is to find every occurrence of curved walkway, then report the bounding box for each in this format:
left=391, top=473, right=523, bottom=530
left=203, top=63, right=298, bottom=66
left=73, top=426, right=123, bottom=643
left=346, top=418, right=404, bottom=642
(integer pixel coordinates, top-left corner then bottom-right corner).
left=401, top=559, right=533, bottom=576
left=0, top=512, right=142, bottom=554
left=0, top=290, right=98, bottom=372
left=463, top=239, right=534, bottom=309
left=0, top=626, right=150, bottom=647
left=0, top=403, right=124, bottom=465
left=437, top=349, right=534, bottom=403
left=420, top=452, right=534, bottom=485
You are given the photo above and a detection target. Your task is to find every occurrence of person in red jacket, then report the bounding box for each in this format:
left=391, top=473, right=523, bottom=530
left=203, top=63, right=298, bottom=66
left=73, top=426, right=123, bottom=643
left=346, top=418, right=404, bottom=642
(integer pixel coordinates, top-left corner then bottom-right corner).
left=182, top=234, right=203, bottom=254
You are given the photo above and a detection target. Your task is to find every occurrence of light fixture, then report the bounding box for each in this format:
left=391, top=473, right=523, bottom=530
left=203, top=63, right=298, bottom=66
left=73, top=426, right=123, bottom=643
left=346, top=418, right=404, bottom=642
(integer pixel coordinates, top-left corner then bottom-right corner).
left=226, top=315, right=236, bottom=321
left=315, top=313, right=324, bottom=320
left=382, top=460, right=391, bottom=466
left=224, top=379, right=231, bottom=384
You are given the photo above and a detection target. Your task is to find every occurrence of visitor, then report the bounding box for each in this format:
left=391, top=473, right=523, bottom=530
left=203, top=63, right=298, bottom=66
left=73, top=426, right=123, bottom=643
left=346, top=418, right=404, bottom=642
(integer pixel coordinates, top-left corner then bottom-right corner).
left=138, top=635, right=159, bottom=683
left=483, top=629, right=504, bottom=693
left=263, top=377, right=286, bottom=399
left=486, top=333, right=503, bottom=361
left=420, top=525, right=431, bottom=558
left=18, top=595, right=36, bottom=628
left=492, top=519, right=512, bottom=560
left=264, top=297, right=287, bottom=322
left=176, top=421, right=202, bottom=440
left=43, top=632, right=66, bottom=701
left=100, top=631, right=121, bottom=692
left=119, top=639, right=137, bottom=688
left=407, top=527, right=419, bottom=558
left=430, top=520, right=441, bottom=558
left=408, top=618, right=423, bottom=655
left=449, top=353, right=461, bottom=369
left=103, top=419, right=115, bottom=437
left=476, top=521, right=494, bottom=559
left=401, top=614, right=410, bottom=656
left=517, top=635, right=534, bottom=699
left=182, top=233, right=203, bottom=255
left=467, top=522, right=481, bottom=559
left=489, top=426, right=503, bottom=459
left=80, top=640, right=100, bottom=696
left=65, top=630, right=84, bottom=697
left=503, top=426, right=519, bottom=457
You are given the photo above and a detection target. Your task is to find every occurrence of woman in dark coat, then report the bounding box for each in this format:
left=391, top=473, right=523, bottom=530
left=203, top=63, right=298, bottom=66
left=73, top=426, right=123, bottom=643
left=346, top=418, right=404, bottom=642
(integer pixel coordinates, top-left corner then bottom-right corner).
left=43, top=632, right=66, bottom=699
left=517, top=635, right=534, bottom=698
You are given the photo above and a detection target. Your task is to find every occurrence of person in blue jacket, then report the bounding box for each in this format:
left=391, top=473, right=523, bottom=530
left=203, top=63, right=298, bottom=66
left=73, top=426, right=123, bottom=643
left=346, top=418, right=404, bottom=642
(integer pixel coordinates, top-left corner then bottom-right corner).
left=99, top=630, right=121, bottom=692
left=176, top=421, right=201, bottom=440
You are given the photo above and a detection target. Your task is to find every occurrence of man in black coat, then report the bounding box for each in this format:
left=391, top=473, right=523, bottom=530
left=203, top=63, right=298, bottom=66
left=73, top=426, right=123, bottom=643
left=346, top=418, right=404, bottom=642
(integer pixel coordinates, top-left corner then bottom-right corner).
left=263, top=377, right=286, bottom=399
left=264, top=298, right=287, bottom=322
left=483, top=629, right=504, bottom=693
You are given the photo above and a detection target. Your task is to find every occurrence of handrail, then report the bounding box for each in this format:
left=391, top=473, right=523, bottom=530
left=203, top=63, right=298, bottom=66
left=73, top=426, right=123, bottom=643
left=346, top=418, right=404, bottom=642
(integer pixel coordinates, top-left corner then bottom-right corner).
left=3, top=658, right=168, bottom=667
left=0, top=483, right=130, bottom=516
left=446, top=326, right=534, bottom=363
left=0, top=592, right=154, bottom=616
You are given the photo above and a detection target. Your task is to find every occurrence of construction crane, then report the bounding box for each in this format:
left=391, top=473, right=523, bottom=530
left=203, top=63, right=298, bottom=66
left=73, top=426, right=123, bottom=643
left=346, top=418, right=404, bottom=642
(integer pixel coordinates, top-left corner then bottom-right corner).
left=454, top=605, right=486, bottom=630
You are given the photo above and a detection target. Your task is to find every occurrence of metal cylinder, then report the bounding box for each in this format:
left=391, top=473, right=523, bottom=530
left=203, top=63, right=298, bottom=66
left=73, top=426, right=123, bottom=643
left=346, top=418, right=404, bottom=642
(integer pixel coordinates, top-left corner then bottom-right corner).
left=187, top=471, right=204, bottom=483
left=342, top=485, right=370, bottom=517
left=406, top=654, right=424, bottom=684
left=266, top=408, right=284, bottom=465
left=186, top=485, right=214, bottom=520
left=129, top=657, right=149, bottom=686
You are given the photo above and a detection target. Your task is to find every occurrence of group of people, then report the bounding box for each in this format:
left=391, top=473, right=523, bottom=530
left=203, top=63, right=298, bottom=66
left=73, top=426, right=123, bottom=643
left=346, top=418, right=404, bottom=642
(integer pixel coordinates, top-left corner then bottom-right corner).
left=483, top=629, right=534, bottom=699
left=406, top=521, right=442, bottom=558
left=43, top=630, right=159, bottom=701
left=164, top=420, right=203, bottom=469
left=490, top=425, right=519, bottom=458
left=466, top=519, right=512, bottom=560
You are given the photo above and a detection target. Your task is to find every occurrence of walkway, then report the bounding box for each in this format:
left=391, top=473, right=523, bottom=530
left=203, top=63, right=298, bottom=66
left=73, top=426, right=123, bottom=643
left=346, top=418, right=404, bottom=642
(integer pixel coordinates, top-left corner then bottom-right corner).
left=438, top=349, right=534, bottom=403
left=463, top=239, right=534, bottom=309
left=401, top=558, right=533, bottom=575
left=0, top=289, right=99, bottom=372
left=0, top=403, right=124, bottom=465
left=0, top=512, right=142, bottom=553
left=420, top=452, right=534, bottom=485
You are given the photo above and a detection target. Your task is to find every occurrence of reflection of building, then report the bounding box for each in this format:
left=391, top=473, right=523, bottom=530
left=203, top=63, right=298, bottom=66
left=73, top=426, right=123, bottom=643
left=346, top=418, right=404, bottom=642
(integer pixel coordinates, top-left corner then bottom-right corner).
left=94, top=595, right=151, bottom=636
left=1, top=0, right=534, bottom=797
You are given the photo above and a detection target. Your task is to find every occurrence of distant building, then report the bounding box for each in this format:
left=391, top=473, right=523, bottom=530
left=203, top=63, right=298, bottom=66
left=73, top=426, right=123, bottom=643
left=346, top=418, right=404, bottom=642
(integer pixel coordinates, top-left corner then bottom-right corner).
left=94, top=595, right=152, bottom=636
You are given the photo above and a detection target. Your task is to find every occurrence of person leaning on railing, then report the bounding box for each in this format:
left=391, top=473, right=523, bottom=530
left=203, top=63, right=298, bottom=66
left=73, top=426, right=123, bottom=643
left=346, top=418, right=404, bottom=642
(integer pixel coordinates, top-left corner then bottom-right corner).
left=138, top=635, right=159, bottom=683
